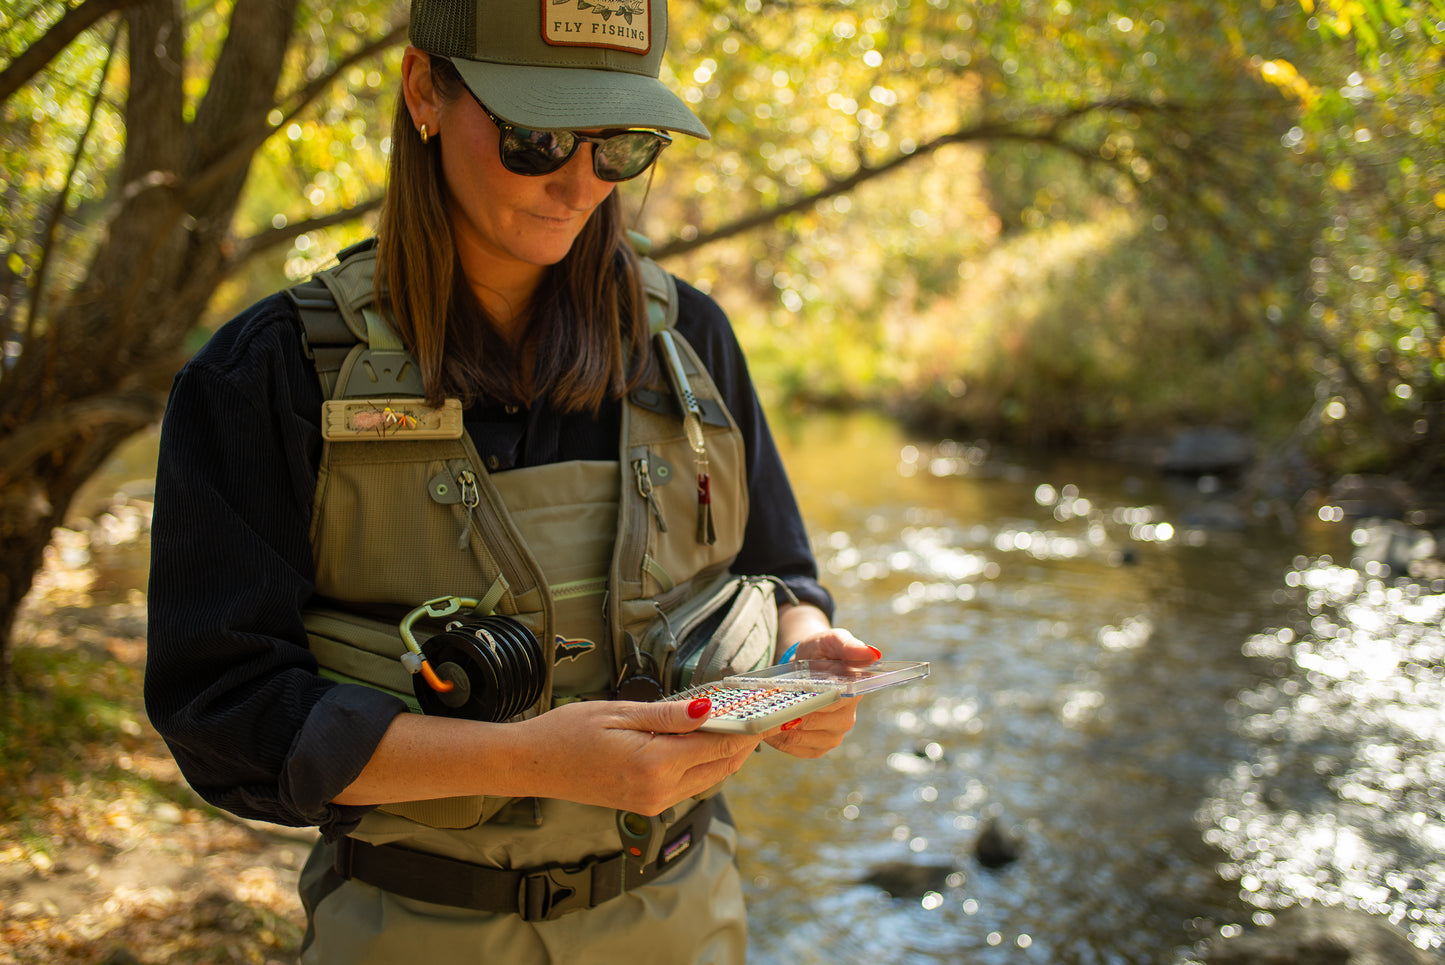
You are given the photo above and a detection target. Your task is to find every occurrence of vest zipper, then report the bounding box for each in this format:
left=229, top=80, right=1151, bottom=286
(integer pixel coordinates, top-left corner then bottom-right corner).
left=457, top=468, right=481, bottom=549
left=552, top=577, right=608, bottom=601
left=633, top=457, right=667, bottom=532
left=452, top=456, right=548, bottom=628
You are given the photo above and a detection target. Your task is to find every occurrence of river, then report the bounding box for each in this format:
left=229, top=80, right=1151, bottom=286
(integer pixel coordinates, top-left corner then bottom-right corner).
left=736, top=410, right=1443, bottom=963
left=68, top=409, right=1444, bottom=962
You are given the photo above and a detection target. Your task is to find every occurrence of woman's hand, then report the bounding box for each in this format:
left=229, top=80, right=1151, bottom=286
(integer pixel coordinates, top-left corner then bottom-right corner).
left=514, top=698, right=762, bottom=815
left=763, top=619, right=882, bottom=759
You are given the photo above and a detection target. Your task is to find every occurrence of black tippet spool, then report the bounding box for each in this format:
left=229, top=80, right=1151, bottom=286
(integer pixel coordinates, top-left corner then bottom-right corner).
left=413, top=614, right=545, bottom=722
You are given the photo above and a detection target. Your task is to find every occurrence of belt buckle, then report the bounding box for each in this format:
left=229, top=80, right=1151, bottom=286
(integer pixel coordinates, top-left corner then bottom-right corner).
left=519, top=860, right=595, bottom=922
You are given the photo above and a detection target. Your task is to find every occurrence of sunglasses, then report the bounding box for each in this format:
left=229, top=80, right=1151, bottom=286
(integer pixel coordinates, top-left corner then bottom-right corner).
left=466, top=92, right=672, bottom=182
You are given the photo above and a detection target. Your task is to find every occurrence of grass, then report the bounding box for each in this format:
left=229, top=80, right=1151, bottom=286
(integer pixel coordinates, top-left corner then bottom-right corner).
left=2, top=646, right=146, bottom=817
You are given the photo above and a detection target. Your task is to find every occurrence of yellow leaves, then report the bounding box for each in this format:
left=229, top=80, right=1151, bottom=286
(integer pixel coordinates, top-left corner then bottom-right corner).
left=1434, top=190, right=1445, bottom=210
left=1226, top=25, right=1246, bottom=56
left=1259, top=58, right=1318, bottom=105
left=1306, top=0, right=1409, bottom=51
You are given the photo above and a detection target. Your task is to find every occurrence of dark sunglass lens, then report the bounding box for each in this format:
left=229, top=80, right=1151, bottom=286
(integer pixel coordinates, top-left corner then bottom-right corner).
left=500, top=128, right=577, bottom=175
left=593, top=132, right=666, bottom=181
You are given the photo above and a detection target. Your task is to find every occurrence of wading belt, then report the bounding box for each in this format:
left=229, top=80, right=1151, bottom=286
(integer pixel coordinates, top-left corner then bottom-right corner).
left=332, top=796, right=723, bottom=921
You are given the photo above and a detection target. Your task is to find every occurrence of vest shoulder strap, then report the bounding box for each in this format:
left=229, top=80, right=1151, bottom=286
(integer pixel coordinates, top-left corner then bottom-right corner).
left=287, top=238, right=419, bottom=399
left=638, top=251, right=679, bottom=337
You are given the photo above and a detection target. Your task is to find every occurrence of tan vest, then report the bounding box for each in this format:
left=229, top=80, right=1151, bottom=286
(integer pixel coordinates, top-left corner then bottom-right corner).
left=288, top=242, right=771, bottom=841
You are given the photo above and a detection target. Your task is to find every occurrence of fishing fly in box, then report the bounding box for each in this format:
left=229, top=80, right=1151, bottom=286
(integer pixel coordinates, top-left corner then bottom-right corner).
left=672, top=660, right=930, bottom=734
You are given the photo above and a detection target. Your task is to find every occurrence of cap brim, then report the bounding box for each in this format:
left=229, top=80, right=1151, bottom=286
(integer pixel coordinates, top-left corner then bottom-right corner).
left=450, top=59, right=709, bottom=139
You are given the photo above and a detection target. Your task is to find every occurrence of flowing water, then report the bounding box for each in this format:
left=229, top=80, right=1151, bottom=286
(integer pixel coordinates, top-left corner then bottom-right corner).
left=65, top=411, right=1445, bottom=962
left=731, top=410, right=1444, bottom=964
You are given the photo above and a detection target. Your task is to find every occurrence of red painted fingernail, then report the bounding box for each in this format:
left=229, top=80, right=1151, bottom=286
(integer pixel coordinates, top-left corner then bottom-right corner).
left=687, top=698, right=711, bottom=719
left=781, top=718, right=802, bottom=731
left=866, top=646, right=882, bottom=659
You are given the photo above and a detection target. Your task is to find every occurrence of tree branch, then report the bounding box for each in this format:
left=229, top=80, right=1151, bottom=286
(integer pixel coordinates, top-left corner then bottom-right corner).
left=273, top=21, right=408, bottom=132
left=0, top=389, right=165, bottom=487
left=230, top=196, right=385, bottom=264
left=23, top=20, right=119, bottom=342
left=179, top=20, right=407, bottom=214
left=185, top=0, right=302, bottom=221
left=0, top=0, right=140, bottom=104
left=654, top=98, right=1160, bottom=259
left=654, top=129, right=979, bottom=259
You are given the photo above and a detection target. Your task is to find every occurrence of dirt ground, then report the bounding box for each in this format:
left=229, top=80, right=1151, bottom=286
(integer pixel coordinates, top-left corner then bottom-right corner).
left=1, top=506, right=316, bottom=965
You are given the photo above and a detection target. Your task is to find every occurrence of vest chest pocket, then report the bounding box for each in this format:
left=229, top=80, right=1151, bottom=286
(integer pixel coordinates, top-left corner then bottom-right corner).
left=311, top=442, right=501, bottom=607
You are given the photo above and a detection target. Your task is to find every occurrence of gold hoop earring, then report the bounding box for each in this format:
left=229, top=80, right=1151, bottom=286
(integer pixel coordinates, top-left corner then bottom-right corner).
left=420, top=124, right=429, bottom=144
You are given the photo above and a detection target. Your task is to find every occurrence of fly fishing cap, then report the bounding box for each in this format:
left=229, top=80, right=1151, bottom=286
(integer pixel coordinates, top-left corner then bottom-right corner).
left=408, top=0, right=709, bottom=138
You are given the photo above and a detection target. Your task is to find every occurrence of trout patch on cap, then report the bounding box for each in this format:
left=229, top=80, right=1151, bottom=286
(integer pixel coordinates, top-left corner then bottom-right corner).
left=543, top=0, right=651, bottom=55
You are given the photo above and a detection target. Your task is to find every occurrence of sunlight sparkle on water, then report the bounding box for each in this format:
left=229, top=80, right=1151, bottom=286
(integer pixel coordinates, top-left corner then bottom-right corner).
left=1202, top=561, right=1445, bottom=949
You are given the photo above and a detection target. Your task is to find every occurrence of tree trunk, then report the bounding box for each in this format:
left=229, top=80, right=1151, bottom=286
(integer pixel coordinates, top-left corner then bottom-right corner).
left=0, top=0, right=300, bottom=678
left=0, top=420, right=149, bottom=675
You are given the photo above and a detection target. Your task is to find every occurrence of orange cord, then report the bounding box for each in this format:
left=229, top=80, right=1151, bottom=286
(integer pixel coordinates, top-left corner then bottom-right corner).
left=420, top=659, right=456, bottom=693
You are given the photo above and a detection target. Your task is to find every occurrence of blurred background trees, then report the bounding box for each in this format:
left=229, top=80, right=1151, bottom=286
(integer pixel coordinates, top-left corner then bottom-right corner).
left=1, top=0, right=1441, bottom=660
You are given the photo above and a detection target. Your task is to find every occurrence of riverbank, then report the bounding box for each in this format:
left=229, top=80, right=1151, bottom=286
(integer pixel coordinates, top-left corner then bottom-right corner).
left=1, top=524, right=312, bottom=965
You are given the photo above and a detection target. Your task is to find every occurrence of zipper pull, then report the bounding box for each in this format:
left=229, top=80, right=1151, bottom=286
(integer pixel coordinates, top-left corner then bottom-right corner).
left=695, top=453, right=715, bottom=545
left=656, top=331, right=716, bottom=546
left=633, top=457, right=668, bottom=532
left=457, top=468, right=481, bottom=549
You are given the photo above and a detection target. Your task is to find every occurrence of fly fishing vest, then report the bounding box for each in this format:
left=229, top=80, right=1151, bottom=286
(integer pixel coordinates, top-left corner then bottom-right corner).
left=287, top=239, right=782, bottom=833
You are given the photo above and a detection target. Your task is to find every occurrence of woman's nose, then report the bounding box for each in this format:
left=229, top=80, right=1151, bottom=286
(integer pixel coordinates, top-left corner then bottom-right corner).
left=549, top=144, right=611, bottom=207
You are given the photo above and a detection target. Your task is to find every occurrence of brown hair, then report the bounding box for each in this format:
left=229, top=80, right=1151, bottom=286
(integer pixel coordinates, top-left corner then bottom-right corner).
left=375, top=56, right=652, bottom=412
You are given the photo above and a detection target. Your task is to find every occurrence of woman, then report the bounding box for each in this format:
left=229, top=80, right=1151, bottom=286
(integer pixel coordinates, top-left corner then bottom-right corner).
left=145, top=0, right=879, bottom=960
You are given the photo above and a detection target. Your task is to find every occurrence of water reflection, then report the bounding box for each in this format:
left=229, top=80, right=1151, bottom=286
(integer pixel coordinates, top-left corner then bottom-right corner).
left=736, top=410, right=1435, bottom=964
left=1200, top=561, right=1445, bottom=949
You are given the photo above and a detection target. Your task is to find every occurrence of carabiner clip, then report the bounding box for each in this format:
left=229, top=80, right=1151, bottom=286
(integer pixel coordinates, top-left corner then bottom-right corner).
left=398, top=595, right=482, bottom=693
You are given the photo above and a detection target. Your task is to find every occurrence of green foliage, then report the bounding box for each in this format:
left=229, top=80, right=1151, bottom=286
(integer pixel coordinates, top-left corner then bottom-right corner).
left=646, top=2, right=1304, bottom=427
left=1272, top=0, right=1445, bottom=478
left=0, top=0, right=401, bottom=340
left=638, top=0, right=1442, bottom=483
left=1, top=3, right=123, bottom=324
left=3, top=0, right=1440, bottom=504
left=234, top=2, right=400, bottom=281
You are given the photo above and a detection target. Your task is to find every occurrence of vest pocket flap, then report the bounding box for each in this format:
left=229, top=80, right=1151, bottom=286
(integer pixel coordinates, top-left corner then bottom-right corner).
left=628, top=387, right=730, bottom=428
left=687, top=578, right=778, bottom=687
left=379, top=796, right=505, bottom=830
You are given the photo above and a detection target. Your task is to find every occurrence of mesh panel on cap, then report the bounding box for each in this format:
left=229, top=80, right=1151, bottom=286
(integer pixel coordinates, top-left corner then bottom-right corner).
left=410, top=0, right=476, bottom=59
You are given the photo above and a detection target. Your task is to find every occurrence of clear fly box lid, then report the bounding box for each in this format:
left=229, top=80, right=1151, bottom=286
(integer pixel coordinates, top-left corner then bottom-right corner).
left=723, top=660, right=929, bottom=696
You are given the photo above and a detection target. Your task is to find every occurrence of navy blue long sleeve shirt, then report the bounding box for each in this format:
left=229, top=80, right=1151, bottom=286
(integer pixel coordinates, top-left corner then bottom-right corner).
left=144, top=276, right=831, bottom=839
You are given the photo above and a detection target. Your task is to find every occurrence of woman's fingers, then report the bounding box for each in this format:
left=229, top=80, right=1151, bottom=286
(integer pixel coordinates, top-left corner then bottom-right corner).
left=792, top=626, right=882, bottom=662
left=762, top=698, right=860, bottom=759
